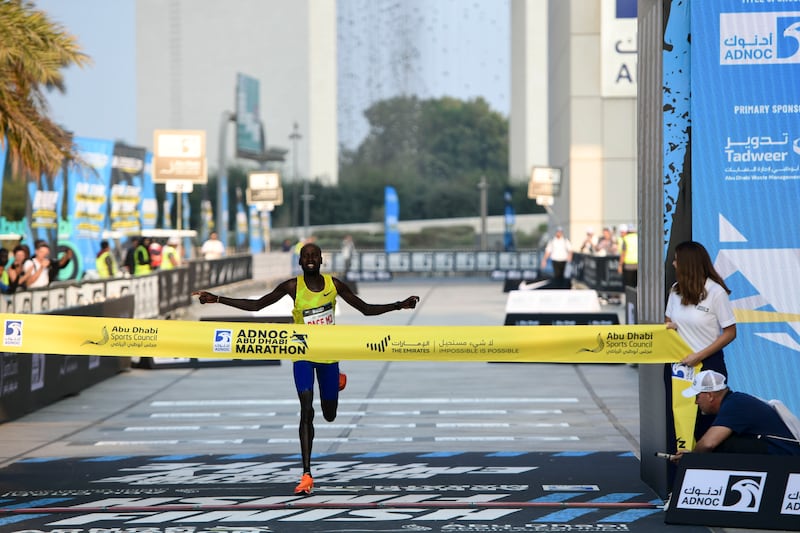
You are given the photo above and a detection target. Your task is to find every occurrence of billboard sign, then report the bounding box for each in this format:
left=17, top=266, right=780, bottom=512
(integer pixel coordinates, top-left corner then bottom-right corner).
left=153, top=130, right=207, bottom=183
left=236, top=73, right=265, bottom=159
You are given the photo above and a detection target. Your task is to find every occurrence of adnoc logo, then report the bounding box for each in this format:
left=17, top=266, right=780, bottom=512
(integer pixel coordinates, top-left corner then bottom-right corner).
left=213, top=329, right=232, bottom=353
left=720, top=12, right=800, bottom=65
left=3, top=319, right=22, bottom=346
left=677, top=469, right=766, bottom=512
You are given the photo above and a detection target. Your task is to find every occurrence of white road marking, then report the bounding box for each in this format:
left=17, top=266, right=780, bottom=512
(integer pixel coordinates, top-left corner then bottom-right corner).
left=150, top=397, right=580, bottom=406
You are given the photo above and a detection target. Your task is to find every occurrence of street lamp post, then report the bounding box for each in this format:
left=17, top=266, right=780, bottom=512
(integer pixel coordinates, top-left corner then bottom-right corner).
left=289, top=122, right=302, bottom=234
left=478, top=175, right=488, bottom=250
left=302, top=178, right=314, bottom=239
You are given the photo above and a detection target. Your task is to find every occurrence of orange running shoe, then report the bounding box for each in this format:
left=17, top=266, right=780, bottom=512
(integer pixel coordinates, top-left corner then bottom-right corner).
left=339, top=372, right=347, bottom=391
left=294, top=473, right=314, bottom=495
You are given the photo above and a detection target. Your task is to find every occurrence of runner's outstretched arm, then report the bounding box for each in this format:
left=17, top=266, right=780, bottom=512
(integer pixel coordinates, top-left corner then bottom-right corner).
left=193, top=278, right=297, bottom=311
left=333, top=277, right=419, bottom=315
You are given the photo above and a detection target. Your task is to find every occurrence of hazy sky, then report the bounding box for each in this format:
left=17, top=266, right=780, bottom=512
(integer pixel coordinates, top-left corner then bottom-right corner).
left=35, top=0, right=137, bottom=143
left=337, top=0, right=510, bottom=148
left=34, top=0, right=509, bottom=150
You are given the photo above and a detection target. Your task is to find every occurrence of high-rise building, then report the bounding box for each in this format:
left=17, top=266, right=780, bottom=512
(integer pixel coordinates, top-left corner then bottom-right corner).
left=136, top=0, right=338, bottom=184
left=510, top=0, right=638, bottom=239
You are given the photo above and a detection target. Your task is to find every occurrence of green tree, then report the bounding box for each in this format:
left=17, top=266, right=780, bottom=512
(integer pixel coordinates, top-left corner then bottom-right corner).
left=0, top=0, right=90, bottom=179
left=332, top=95, right=538, bottom=223
left=267, top=95, right=541, bottom=229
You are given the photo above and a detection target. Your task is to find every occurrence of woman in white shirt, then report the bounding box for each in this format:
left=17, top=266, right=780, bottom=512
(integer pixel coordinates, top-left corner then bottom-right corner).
left=665, top=241, right=736, bottom=375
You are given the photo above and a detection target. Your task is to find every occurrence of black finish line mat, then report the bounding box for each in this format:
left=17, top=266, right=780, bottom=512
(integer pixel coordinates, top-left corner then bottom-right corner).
left=0, top=452, right=710, bottom=533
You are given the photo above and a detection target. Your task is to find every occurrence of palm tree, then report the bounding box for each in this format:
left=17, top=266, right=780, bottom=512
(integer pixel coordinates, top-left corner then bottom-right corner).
left=0, top=0, right=90, bottom=180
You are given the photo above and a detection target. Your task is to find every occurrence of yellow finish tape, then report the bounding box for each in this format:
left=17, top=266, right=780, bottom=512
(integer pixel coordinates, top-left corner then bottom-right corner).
left=0, top=314, right=689, bottom=363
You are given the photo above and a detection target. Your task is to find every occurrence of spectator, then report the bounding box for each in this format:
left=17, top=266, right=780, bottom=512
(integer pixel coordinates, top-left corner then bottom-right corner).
left=540, top=226, right=573, bottom=286
left=616, top=224, right=628, bottom=254
left=594, top=227, right=618, bottom=256
left=149, top=239, right=163, bottom=270
left=23, top=241, right=52, bottom=289
left=579, top=227, right=596, bottom=254
left=123, top=237, right=138, bottom=276
left=341, top=234, right=356, bottom=274
left=0, top=249, right=10, bottom=293
left=133, top=237, right=152, bottom=276
left=618, top=224, right=638, bottom=287
left=95, top=240, right=118, bottom=279
left=201, top=231, right=225, bottom=260
left=6, top=244, right=30, bottom=292
left=160, top=237, right=182, bottom=270
left=37, top=239, right=73, bottom=282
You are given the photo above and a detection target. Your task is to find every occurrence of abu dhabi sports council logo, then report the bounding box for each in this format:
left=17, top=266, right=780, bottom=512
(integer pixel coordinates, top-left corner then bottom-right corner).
left=678, top=469, right=766, bottom=512
left=720, top=12, right=800, bottom=65
left=213, top=329, right=232, bottom=353
left=82, top=326, right=109, bottom=346
left=3, top=319, right=22, bottom=346
left=576, top=333, right=604, bottom=353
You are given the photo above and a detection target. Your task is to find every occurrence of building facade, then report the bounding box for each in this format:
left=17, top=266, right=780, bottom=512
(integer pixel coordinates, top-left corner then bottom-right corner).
left=510, top=0, right=638, bottom=242
left=135, top=0, right=338, bottom=184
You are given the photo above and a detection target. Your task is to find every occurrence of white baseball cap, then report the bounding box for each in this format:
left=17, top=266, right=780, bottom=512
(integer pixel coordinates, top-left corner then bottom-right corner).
left=682, top=370, right=728, bottom=397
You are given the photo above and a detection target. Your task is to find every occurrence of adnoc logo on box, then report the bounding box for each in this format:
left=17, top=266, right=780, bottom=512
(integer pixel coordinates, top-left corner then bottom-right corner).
left=677, top=469, right=766, bottom=512
left=720, top=12, right=800, bottom=65
left=782, top=473, right=800, bottom=514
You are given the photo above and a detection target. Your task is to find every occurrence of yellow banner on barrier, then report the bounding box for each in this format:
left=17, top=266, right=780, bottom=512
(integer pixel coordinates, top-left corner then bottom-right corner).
left=0, top=314, right=690, bottom=364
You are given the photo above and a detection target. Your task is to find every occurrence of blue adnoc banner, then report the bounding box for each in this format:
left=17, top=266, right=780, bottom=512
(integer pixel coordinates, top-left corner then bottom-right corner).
left=66, top=137, right=115, bottom=278
left=0, top=138, right=6, bottom=210
left=692, top=1, right=800, bottom=412
left=384, top=186, right=400, bottom=253
left=248, top=205, right=265, bottom=253
left=141, top=152, right=157, bottom=231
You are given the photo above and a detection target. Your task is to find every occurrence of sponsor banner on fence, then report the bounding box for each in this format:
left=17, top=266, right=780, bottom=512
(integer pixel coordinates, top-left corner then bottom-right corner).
left=0, top=313, right=689, bottom=363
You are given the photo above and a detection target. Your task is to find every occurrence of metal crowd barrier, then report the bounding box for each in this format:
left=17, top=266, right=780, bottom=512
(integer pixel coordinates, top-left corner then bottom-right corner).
left=0, top=251, right=622, bottom=316
left=570, top=252, right=625, bottom=294
left=0, top=255, right=253, bottom=318
left=325, top=250, right=624, bottom=295
left=327, top=250, right=541, bottom=278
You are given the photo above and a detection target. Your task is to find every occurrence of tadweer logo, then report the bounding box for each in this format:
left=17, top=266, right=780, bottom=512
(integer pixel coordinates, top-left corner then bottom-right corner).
left=577, top=333, right=605, bottom=353
left=82, top=326, right=109, bottom=346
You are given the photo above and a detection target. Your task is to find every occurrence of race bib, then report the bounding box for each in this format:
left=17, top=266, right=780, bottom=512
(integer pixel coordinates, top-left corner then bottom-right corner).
left=303, top=303, right=334, bottom=325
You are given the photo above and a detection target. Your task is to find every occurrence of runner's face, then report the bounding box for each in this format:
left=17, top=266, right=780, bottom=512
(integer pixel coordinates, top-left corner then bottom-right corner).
left=299, top=246, right=322, bottom=273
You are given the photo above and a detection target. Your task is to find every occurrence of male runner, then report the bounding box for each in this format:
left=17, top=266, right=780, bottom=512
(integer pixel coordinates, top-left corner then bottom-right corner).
left=194, top=242, right=420, bottom=494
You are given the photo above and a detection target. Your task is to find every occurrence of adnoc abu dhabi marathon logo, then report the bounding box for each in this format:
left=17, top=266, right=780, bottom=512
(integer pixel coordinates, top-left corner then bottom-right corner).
left=720, top=12, right=800, bottom=65
left=233, top=328, right=309, bottom=355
